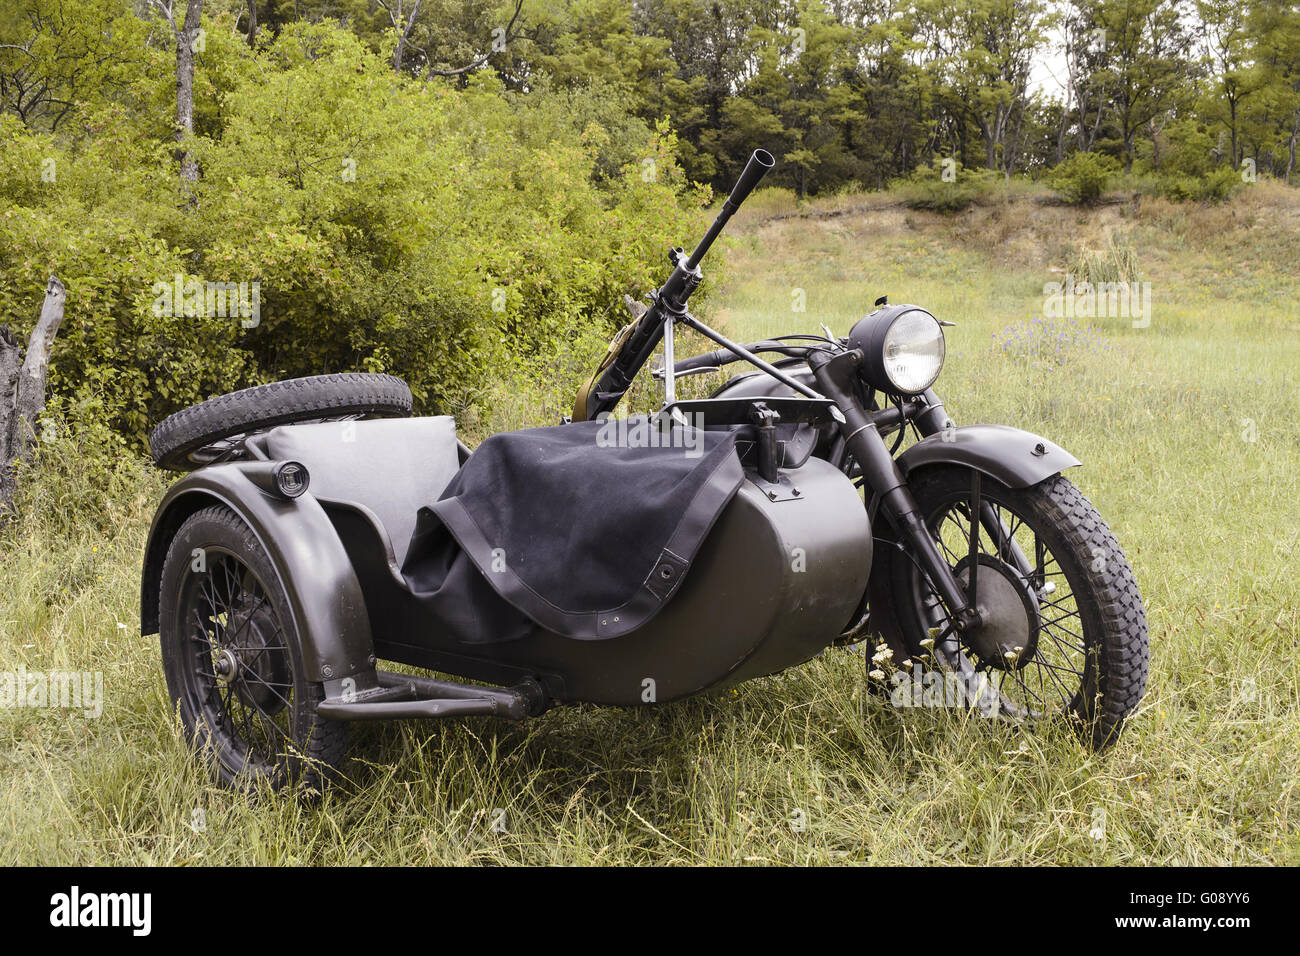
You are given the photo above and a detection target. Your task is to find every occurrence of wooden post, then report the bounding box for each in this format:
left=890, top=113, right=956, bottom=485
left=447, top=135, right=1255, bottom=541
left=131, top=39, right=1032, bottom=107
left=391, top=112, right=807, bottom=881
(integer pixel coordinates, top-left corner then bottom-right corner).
left=0, top=276, right=66, bottom=512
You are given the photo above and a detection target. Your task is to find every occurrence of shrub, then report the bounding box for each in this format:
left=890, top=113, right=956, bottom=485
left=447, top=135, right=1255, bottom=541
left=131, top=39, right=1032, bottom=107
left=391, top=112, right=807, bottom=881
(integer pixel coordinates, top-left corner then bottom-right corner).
left=7, top=392, right=161, bottom=541
left=1048, top=152, right=1120, bottom=204
left=893, top=163, right=998, bottom=214
left=0, top=17, right=710, bottom=451
left=1159, top=166, right=1242, bottom=203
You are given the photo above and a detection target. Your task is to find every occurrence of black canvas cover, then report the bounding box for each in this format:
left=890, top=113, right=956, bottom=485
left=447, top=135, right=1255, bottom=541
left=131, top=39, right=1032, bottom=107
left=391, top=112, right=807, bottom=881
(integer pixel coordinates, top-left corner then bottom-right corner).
left=401, top=418, right=743, bottom=643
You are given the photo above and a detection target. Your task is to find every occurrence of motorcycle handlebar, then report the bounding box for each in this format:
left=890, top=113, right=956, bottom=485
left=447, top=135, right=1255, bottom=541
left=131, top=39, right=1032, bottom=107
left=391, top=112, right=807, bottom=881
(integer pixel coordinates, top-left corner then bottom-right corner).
left=673, top=348, right=733, bottom=373
left=673, top=341, right=806, bottom=374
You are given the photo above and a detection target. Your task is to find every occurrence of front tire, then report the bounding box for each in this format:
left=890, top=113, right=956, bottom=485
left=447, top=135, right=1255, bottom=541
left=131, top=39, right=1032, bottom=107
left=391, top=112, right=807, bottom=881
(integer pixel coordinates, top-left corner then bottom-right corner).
left=879, top=467, right=1149, bottom=747
left=159, top=505, right=348, bottom=791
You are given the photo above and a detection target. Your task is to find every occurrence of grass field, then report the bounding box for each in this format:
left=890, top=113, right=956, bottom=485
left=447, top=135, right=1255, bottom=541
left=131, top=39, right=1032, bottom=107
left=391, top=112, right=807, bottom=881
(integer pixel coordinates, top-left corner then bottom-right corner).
left=2, top=183, right=1298, bottom=865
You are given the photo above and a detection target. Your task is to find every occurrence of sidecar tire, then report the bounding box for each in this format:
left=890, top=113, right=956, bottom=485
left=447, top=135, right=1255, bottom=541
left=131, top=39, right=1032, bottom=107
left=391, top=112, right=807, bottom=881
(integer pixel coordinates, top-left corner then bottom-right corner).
left=159, top=504, right=349, bottom=792
left=150, top=373, right=413, bottom=471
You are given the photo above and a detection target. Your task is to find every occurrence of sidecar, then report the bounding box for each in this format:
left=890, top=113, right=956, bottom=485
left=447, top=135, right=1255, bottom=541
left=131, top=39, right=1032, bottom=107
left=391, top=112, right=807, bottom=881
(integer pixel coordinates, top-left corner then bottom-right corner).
left=140, top=393, right=872, bottom=748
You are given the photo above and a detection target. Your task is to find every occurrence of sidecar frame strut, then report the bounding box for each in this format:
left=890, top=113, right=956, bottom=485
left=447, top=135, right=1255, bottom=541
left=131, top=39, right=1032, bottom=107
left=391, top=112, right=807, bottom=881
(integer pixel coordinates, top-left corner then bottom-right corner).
left=317, top=671, right=547, bottom=721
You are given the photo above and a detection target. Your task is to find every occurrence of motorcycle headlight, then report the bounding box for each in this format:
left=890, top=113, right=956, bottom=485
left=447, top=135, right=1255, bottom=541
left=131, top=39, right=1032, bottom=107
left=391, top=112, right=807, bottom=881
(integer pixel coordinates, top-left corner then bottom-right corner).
left=847, top=305, right=946, bottom=394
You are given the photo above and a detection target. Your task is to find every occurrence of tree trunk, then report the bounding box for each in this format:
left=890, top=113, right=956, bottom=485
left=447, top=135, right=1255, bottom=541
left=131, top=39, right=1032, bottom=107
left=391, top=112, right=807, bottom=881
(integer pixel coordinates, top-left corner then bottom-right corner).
left=1287, top=113, right=1298, bottom=186
left=391, top=0, right=424, bottom=74
left=1229, top=98, right=1239, bottom=170
left=175, top=0, right=203, bottom=185
left=0, top=277, right=66, bottom=512
left=245, top=0, right=257, bottom=48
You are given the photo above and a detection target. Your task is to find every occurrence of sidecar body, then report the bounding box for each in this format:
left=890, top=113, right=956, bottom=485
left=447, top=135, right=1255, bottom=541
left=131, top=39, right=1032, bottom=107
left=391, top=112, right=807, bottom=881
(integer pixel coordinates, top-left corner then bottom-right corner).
left=141, top=401, right=872, bottom=716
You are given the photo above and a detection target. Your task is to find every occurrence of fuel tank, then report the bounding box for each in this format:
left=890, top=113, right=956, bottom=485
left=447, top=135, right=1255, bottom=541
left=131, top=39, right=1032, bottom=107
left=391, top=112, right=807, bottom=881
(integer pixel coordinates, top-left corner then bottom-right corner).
left=351, top=454, right=872, bottom=705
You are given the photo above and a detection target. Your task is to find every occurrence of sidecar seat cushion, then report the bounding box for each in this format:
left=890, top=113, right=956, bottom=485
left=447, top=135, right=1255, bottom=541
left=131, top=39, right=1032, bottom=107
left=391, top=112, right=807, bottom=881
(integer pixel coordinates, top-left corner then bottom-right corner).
left=402, top=417, right=744, bottom=642
left=263, top=416, right=460, bottom=567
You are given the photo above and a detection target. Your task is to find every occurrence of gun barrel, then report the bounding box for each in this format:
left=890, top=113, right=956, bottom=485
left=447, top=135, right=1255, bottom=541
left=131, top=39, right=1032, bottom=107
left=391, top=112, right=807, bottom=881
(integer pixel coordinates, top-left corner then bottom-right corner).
left=574, top=149, right=775, bottom=420
left=685, top=149, right=774, bottom=270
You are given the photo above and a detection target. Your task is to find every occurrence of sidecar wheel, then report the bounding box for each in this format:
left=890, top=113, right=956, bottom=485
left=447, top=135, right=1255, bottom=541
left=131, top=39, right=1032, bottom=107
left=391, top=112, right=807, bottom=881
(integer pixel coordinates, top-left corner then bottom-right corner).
left=159, top=505, right=348, bottom=792
left=881, top=467, right=1149, bottom=747
left=150, top=373, right=412, bottom=471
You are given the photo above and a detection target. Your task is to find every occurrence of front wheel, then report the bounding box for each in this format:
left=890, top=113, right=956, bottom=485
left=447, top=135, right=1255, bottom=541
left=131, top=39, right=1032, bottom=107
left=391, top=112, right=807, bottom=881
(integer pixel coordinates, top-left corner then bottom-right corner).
left=878, top=466, right=1149, bottom=747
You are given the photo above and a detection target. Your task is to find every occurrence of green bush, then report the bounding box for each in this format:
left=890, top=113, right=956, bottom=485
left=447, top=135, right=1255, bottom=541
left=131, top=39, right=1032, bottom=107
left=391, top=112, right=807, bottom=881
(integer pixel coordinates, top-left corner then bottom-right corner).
left=7, top=392, right=162, bottom=541
left=1158, top=166, right=1242, bottom=203
left=0, top=108, right=251, bottom=441
left=1151, top=117, right=1218, bottom=179
left=893, top=162, right=997, bottom=214
left=1048, top=152, right=1120, bottom=204
left=0, top=16, right=710, bottom=451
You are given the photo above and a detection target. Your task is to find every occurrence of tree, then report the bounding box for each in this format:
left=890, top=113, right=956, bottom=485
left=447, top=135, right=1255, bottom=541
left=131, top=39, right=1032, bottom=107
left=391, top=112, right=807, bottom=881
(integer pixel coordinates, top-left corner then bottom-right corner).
left=1093, top=0, right=1195, bottom=172
left=918, top=0, right=1049, bottom=176
left=1056, top=1, right=1111, bottom=158
left=0, top=277, right=65, bottom=512
left=1197, top=0, right=1259, bottom=170
left=151, top=0, right=205, bottom=185
left=375, top=0, right=531, bottom=78
left=376, top=0, right=424, bottom=72
left=1241, top=0, right=1300, bottom=180
left=0, top=0, right=148, bottom=130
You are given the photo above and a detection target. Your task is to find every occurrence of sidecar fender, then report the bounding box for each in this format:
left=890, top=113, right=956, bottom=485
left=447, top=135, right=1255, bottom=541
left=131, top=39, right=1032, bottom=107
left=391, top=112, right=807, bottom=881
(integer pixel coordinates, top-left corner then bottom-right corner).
left=898, top=424, right=1080, bottom=489
left=140, top=464, right=375, bottom=683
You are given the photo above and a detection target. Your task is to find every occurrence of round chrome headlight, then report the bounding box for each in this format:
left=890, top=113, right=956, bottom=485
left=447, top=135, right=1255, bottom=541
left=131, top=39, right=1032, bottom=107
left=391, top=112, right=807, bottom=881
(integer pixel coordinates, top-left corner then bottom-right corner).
left=882, top=309, right=945, bottom=392
left=847, top=305, right=946, bottom=394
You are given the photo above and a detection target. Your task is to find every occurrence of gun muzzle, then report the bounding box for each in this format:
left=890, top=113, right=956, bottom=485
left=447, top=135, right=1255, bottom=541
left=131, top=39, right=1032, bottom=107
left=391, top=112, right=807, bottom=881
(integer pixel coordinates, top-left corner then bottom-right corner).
left=725, top=148, right=776, bottom=212
left=685, top=148, right=775, bottom=270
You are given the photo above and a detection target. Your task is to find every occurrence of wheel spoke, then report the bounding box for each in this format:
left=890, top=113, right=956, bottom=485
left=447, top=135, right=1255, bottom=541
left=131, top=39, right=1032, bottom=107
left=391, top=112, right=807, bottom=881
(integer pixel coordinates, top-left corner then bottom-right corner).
left=175, top=545, right=297, bottom=781
left=237, top=667, right=294, bottom=711
left=1025, top=654, right=1078, bottom=705
left=1041, top=616, right=1087, bottom=648
left=900, top=479, right=1105, bottom=725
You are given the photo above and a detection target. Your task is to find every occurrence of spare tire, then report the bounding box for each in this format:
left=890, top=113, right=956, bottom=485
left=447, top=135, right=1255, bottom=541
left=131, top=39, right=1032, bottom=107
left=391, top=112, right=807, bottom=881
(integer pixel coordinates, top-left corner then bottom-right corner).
left=150, top=373, right=413, bottom=472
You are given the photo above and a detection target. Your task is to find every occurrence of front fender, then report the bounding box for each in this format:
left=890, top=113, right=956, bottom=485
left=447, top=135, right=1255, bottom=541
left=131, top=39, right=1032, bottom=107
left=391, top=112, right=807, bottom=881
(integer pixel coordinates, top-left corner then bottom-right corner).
left=898, top=424, right=1080, bottom=489
left=140, top=465, right=375, bottom=683
left=865, top=424, right=1079, bottom=659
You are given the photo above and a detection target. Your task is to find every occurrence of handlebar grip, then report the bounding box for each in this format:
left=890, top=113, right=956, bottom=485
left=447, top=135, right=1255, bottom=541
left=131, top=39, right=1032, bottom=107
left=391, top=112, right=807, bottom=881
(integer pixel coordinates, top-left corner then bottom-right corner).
left=674, top=341, right=798, bottom=374
left=725, top=149, right=776, bottom=211
left=674, top=349, right=732, bottom=374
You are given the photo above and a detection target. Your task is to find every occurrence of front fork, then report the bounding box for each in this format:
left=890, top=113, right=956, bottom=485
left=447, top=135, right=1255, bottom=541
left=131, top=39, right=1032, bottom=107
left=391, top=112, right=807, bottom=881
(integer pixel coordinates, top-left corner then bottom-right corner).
left=914, top=385, right=1038, bottom=588
left=809, top=350, right=989, bottom=638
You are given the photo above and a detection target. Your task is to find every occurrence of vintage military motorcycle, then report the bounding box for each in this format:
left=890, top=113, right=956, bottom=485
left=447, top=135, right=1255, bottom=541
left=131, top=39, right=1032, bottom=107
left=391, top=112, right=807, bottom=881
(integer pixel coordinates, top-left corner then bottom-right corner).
left=142, top=150, right=1149, bottom=789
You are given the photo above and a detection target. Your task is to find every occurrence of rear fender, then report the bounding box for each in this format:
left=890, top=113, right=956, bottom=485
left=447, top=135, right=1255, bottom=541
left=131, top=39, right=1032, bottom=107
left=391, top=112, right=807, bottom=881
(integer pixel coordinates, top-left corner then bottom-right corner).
left=140, top=464, right=375, bottom=683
